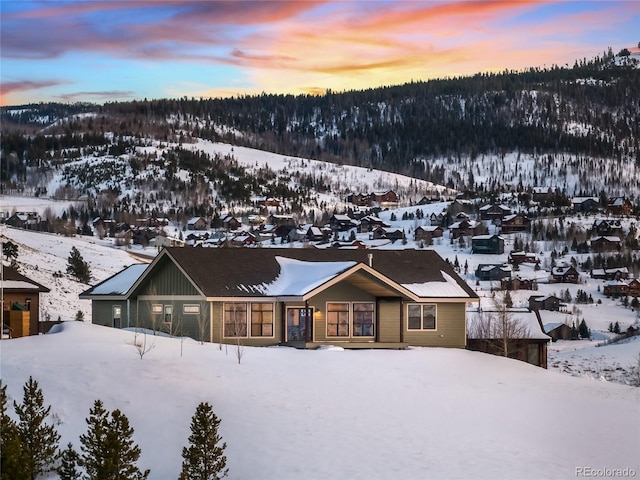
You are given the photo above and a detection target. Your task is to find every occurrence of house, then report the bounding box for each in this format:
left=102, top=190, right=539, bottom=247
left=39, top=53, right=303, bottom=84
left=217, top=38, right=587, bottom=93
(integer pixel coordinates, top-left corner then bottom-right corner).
left=413, top=226, right=443, bottom=245
left=475, top=264, right=511, bottom=282
left=329, top=214, right=357, bottom=232
left=551, top=265, right=580, bottom=284
left=305, top=226, right=325, bottom=242
left=528, top=295, right=562, bottom=312
left=269, top=214, right=296, bottom=227
left=231, top=232, right=257, bottom=247
left=607, top=197, right=633, bottom=216
left=479, top=204, right=512, bottom=221
left=370, top=190, right=398, bottom=206
left=2, top=265, right=51, bottom=338
left=572, top=197, right=600, bottom=213
left=509, top=251, right=539, bottom=266
left=449, top=219, right=483, bottom=239
left=222, top=215, right=242, bottom=231
left=592, top=219, right=622, bottom=236
left=346, top=193, right=371, bottom=207
left=590, top=236, right=621, bottom=252
left=80, top=248, right=479, bottom=349
left=602, top=280, right=628, bottom=297
left=500, top=214, right=531, bottom=234
left=372, top=227, right=405, bottom=242
left=429, top=212, right=445, bottom=227
left=92, top=217, right=116, bottom=236
left=591, top=267, right=629, bottom=280
left=627, top=279, right=640, bottom=298
left=359, top=215, right=389, bottom=233
left=544, top=323, right=577, bottom=341
left=466, top=309, right=550, bottom=368
left=5, top=212, right=41, bottom=230
left=531, top=187, right=555, bottom=203
left=187, top=216, right=207, bottom=231
left=500, top=276, right=535, bottom=291
left=471, top=234, right=504, bottom=254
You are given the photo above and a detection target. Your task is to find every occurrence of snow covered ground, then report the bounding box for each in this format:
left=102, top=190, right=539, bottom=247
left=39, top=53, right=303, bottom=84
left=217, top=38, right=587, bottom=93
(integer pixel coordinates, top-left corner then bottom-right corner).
left=2, top=321, right=638, bottom=480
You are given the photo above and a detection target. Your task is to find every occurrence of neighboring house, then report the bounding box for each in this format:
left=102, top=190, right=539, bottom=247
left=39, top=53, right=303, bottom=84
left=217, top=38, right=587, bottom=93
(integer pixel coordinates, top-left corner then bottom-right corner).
left=544, top=323, right=577, bottom=341
left=551, top=265, right=580, bottom=284
left=471, top=234, right=505, bottom=254
left=475, top=264, right=511, bottom=282
left=627, top=279, right=640, bottom=298
left=603, top=279, right=628, bottom=298
left=590, top=236, right=621, bottom=252
left=80, top=248, right=479, bottom=349
left=152, top=234, right=186, bottom=249
left=359, top=215, right=389, bottom=233
left=466, top=309, right=550, bottom=368
left=479, top=204, right=512, bottom=221
left=429, top=212, right=445, bottom=227
left=372, top=227, right=405, bottom=242
left=607, top=197, right=633, bottom=216
left=572, top=197, right=600, bottom=213
left=509, top=251, right=539, bottom=266
left=329, top=214, right=357, bottom=232
left=305, top=226, right=325, bottom=242
left=269, top=214, right=296, bottom=227
left=222, top=215, right=242, bottom=231
left=2, top=265, right=51, bottom=338
left=528, top=295, right=562, bottom=312
left=592, top=219, right=622, bottom=236
left=591, top=267, right=629, bottom=280
left=371, top=190, right=398, bottom=206
left=187, top=217, right=207, bottom=231
left=500, top=276, right=535, bottom=291
left=500, top=214, right=531, bottom=234
left=5, top=212, right=41, bottom=230
left=531, top=187, right=555, bottom=203
left=414, top=226, right=443, bottom=245
left=449, top=219, right=483, bottom=239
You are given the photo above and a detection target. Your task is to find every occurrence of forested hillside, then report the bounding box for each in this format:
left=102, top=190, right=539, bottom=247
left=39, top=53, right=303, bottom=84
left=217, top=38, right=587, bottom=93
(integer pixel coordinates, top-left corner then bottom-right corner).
left=1, top=49, right=638, bottom=197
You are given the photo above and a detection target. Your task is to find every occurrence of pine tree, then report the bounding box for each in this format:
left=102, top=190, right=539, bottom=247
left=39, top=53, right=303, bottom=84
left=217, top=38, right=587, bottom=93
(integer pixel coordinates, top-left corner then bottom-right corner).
left=13, top=376, right=60, bottom=480
left=179, top=402, right=228, bottom=480
left=1, top=380, right=27, bottom=480
left=614, top=321, right=621, bottom=334
left=578, top=319, right=591, bottom=339
left=56, top=443, right=81, bottom=480
left=80, top=400, right=150, bottom=480
left=66, top=246, right=92, bottom=283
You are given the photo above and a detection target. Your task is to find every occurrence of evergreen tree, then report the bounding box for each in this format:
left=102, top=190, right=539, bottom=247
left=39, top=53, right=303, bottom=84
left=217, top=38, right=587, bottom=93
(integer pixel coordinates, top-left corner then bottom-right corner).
left=67, top=246, right=92, bottom=283
left=13, top=376, right=60, bottom=480
left=613, top=321, right=621, bottom=334
left=503, top=290, right=513, bottom=308
left=1, top=380, right=27, bottom=480
left=179, top=402, right=228, bottom=480
left=578, top=319, right=591, bottom=339
left=80, top=400, right=150, bottom=480
left=56, top=443, right=81, bottom=480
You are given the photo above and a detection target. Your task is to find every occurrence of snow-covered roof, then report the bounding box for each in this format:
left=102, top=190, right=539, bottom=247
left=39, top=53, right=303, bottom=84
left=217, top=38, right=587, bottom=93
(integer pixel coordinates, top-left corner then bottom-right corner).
left=83, top=264, right=148, bottom=296
left=472, top=234, right=503, bottom=240
left=402, top=272, right=471, bottom=297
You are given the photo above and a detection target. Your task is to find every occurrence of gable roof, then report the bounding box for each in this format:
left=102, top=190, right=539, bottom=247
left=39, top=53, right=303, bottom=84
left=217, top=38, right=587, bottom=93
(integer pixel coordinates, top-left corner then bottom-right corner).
left=85, top=248, right=478, bottom=303
left=2, top=266, right=50, bottom=293
left=80, top=264, right=148, bottom=298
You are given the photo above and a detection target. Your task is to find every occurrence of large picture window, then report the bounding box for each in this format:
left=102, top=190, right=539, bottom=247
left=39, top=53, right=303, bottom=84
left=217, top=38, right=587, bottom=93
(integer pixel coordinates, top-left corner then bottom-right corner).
left=327, top=303, right=349, bottom=337
left=353, top=303, right=374, bottom=336
left=407, top=304, right=436, bottom=330
left=251, top=303, right=274, bottom=337
left=224, top=303, right=247, bottom=337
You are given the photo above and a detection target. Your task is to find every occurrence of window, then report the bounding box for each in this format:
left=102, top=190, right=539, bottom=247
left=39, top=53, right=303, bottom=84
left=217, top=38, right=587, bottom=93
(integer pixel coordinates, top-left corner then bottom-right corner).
left=353, top=303, right=374, bottom=336
left=151, top=304, right=163, bottom=314
left=251, top=303, right=273, bottom=337
left=113, top=306, right=122, bottom=329
left=164, top=305, right=172, bottom=324
left=183, top=304, right=200, bottom=315
left=327, top=303, right=349, bottom=337
left=224, top=303, right=247, bottom=337
left=407, top=304, right=436, bottom=330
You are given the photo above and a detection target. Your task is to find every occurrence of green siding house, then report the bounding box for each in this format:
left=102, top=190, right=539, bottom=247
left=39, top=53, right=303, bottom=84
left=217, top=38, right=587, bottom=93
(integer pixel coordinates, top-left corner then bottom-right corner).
left=80, top=248, right=478, bottom=349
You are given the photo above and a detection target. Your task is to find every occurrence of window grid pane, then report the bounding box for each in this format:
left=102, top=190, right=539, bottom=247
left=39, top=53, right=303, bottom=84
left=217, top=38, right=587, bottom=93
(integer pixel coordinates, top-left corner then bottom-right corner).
left=224, top=303, right=247, bottom=337
left=353, top=303, right=374, bottom=336
left=250, top=303, right=274, bottom=337
left=327, top=303, right=349, bottom=337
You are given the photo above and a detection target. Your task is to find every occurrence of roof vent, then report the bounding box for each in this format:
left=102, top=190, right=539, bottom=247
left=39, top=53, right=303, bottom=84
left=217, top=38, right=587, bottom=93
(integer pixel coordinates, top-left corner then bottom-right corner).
left=368, top=253, right=373, bottom=267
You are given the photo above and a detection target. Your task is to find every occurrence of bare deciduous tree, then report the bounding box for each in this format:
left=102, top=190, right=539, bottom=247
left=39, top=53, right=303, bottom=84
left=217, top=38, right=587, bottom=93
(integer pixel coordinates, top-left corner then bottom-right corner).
left=470, top=291, right=531, bottom=358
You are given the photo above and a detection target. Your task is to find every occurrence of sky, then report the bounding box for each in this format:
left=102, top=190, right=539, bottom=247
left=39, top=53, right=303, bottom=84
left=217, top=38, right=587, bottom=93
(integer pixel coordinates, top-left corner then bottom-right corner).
left=0, top=0, right=638, bottom=106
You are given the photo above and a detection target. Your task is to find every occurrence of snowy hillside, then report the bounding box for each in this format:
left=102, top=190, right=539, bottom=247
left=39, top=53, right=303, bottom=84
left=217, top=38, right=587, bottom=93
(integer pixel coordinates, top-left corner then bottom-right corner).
left=2, top=322, right=638, bottom=480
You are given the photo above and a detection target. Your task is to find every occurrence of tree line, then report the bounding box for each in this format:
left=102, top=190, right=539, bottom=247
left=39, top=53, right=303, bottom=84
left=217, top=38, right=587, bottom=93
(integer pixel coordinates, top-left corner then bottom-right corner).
left=1, top=377, right=228, bottom=480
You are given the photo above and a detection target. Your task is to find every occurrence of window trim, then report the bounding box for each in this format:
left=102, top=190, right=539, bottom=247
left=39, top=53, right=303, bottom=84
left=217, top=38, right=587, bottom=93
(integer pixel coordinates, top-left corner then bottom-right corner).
left=183, top=304, right=201, bottom=315
left=406, top=303, right=437, bottom=331
left=223, top=302, right=248, bottom=339
left=325, top=301, right=375, bottom=339
left=250, top=302, right=275, bottom=338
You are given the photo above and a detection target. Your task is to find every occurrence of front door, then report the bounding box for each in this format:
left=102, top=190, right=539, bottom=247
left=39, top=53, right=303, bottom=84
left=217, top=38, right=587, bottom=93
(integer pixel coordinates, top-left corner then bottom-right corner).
left=286, top=307, right=313, bottom=341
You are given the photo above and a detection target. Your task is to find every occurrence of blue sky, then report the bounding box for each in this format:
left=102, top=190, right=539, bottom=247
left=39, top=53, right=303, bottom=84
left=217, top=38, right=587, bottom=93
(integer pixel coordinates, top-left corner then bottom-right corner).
left=1, top=0, right=638, bottom=106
